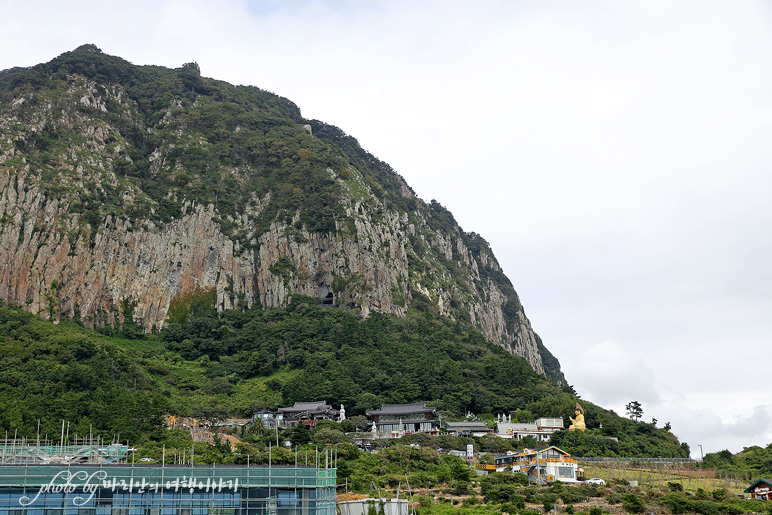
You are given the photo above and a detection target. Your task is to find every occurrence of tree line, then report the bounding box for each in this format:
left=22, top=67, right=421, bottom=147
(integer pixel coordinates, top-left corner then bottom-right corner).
left=0, top=297, right=689, bottom=460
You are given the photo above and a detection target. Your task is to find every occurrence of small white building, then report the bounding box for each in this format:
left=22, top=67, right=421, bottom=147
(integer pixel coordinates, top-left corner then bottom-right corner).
left=496, top=417, right=564, bottom=442
left=494, top=446, right=579, bottom=483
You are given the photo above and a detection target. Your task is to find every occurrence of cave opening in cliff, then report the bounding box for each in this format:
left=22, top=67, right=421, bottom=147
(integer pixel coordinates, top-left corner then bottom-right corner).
left=317, top=284, right=334, bottom=306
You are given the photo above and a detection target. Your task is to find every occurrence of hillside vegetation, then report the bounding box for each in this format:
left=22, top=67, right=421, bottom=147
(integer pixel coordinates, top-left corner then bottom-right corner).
left=0, top=299, right=686, bottom=459
left=702, top=445, right=772, bottom=479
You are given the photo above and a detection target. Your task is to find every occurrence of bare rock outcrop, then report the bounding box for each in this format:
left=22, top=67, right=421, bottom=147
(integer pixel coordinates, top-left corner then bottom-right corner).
left=0, top=48, right=557, bottom=379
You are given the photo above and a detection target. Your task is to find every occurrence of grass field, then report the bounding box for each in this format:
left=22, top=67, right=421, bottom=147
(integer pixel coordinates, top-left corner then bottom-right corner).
left=580, top=462, right=750, bottom=495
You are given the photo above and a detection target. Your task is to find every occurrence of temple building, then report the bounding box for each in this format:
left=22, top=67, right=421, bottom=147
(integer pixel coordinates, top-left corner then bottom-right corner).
left=277, top=401, right=341, bottom=428
left=366, top=402, right=438, bottom=436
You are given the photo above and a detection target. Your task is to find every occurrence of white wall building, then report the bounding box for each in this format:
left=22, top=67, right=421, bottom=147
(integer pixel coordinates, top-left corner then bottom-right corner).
left=494, top=446, right=579, bottom=483
left=496, top=416, right=564, bottom=442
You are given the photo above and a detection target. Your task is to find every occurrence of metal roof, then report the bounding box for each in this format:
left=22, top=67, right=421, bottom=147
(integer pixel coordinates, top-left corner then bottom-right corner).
left=278, top=401, right=333, bottom=413
left=445, top=421, right=491, bottom=430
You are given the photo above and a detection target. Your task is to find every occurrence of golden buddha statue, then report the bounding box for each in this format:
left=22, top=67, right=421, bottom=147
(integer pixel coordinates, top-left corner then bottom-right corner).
left=568, top=402, right=586, bottom=431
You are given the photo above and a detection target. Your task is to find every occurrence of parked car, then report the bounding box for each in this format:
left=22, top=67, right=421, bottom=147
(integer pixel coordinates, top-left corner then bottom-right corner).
left=586, top=478, right=606, bottom=485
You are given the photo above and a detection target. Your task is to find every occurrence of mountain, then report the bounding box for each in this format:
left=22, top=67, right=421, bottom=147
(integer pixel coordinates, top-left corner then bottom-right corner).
left=0, top=44, right=562, bottom=382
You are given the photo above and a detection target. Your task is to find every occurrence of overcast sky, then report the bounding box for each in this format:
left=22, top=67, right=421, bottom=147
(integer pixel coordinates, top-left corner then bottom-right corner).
left=2, top=0, right=771, bottom=458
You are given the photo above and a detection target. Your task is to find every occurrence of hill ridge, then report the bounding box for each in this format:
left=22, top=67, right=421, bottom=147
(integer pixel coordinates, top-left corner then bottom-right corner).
left=0, top=45, right=562, bottom=382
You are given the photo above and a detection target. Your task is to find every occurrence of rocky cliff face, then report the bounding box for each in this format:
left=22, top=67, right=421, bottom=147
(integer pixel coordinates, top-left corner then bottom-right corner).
left=0, top=45, right=562, bottom=381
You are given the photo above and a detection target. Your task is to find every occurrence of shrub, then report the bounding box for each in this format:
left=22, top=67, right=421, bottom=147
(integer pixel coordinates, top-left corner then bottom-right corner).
left=512, top=472, right=530, bottom=485
left=416, top=495, right=433, bottom=508
left=451, top=481, right=471, bottom=495
left=589, top=507, right=603, bottom=515
left=660, top=492, right=689, bottom=515
left=501, top=495, right=525, bottom=512
left=521, top=486, right=540, bottom=503
left=710, top=488, right=727, bottom=501
left=622, top=493, right=645, bottom=514
left=482, top=484, right=519, bottom=504
left=690, top=500, right=720, bottom=515
left=559, top=486, right=591, bottom=504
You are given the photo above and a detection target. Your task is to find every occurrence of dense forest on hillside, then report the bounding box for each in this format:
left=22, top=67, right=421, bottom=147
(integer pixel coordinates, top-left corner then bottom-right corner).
left=0, top=299, right=686, bottom=458
left=702, top=445, right=772, bottom=480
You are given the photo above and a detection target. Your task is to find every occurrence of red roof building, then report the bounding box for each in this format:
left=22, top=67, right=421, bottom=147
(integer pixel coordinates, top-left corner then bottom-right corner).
left=277, top=401, right=339, bottom=428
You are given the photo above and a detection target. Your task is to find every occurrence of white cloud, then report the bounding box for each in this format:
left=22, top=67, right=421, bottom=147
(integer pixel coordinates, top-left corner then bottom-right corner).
left=567, top=341, right=772, bottom=457
left=664, top=404, right=772, bottom=458
left=565, top=341, right=660, bottom=409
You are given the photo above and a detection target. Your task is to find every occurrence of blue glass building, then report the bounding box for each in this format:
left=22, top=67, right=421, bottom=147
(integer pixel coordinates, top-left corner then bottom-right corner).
left=0, top=464, right=336, bottom=514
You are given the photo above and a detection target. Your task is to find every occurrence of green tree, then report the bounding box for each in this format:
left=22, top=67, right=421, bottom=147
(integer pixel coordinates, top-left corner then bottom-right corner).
left=244, top=418, right=265, bottom=439
left=290, top=423, right=311, bottom=446
left=626, top=401, right=643, bottom=421
left=313, top=427, right=346, bottom=445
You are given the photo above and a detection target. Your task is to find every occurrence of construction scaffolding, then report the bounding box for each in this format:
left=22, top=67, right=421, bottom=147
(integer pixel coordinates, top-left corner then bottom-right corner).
left=0, top=438, right=130, bottom=465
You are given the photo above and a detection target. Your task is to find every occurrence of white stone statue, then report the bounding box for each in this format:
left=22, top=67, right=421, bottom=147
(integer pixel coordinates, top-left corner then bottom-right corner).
left=339, top=404, right=346, bottom=421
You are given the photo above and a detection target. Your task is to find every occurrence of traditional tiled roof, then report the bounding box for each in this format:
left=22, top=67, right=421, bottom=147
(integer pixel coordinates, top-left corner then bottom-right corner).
left=366, top=402, right=435, bottom=417
left=446, top=421, right=491, bottom=430
left=278, top=401, right=333, bottom=413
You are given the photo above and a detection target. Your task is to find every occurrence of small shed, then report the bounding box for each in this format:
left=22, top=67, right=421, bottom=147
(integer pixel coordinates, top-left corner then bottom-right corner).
left=744, top=479, right=772, bottom=500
